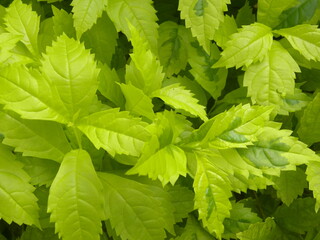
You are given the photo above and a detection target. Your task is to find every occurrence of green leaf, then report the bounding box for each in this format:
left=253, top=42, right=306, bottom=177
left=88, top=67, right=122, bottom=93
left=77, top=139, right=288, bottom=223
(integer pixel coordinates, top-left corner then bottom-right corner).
left=71, top=0, right=106, bottom=37
left=106, top=0, right=158, bottom=53
left=127, top=143, right=187, bottom=186
left=236, top=1, right=255, bottom=27
left=41, top=34, right=100, bottom=120
left=243, top=41, right=300, bottom=108
left=0, top=143, right=40, bottom=227
left=48, top=150, right=104, bottom=240
left=298, top=92, right=320, bottom=145
left=81, top=11, right=118, bottom=66
left=276, top=0, right=318, bottom=29
left=179, top=0, right=230, bottom=53
left=0, top=110, right=71, bottom=162
left=306, top=159, right=320, bottom=211
left=0, top=65, right=69, bottom=123
left=279, top=88, right=311, bottom=115
left=52, top=6, right=76, bottom=39
left=0, top=32, right=20, bottom=64
left=5, top=0, right=40, bottom=55
left=193, top=152, right=233, bottom=238
left=213, top=23, right=273, bottom=69
left=76, top=108, right=151, bottom=157
left=275, top=24, right=320, bottom=62
left=151, top=83, right=208, bottom=121
left=19, top=227, right=58, bottom=240
left=126, top=23, right=164, bottom=95
left=98, top=172, right=175, bottom=240
left=273, top=168, right=307, bottom=206
left=187, top=41, right=228, bottom=99
left=158, top=21, right=189, bottom=77
left=257, top=0, right=297, bottom=28
left=213, top=15, right=238, bottom=48
left=120, top=83, right=155, bottom=120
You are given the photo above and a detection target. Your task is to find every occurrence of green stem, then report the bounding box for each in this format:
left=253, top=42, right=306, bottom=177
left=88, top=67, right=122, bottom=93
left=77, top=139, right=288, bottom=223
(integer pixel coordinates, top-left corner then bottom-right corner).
left=73, top=127, right=82, bottom=149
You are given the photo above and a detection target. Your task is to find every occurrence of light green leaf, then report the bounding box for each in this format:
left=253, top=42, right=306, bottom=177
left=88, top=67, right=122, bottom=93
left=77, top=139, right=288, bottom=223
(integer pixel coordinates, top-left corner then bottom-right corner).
left=179, top=0, right=230, bottom=53
left=120, top=83, right=155, bottom=120
left=243, top=41, right=300, bottom=108
left=81, top=11, right=118, bottom=66
left=52, top=6, right=76, bottom=38
left=0, top=32, right=20, bottom=64
left=127, top=143, right=187, bottom=186
left=275, top=24, right=320, bottom=62
left=0, top=110, right=71, bottom=162
left=257, top=0, right=297, bottom=28
left=41, top=34, right=100, bottom=120
left=273, top=168, right=307, bottom=206
left=48, top=150, right=104, bottom=240
left=151, top=83, right=208, bottom=121
left=158, top=21, right=189, bottom=77
left=38, top=18, right=55, bottom=54
left=298, top=92, right=320, bottom=145
left=194, top=152, right=233, bottom=238
left=98, top=172, right=175, bottom=240
left=126, top=23, right=164, bottom=95
left=5, top=0, right=40, bottom=55
left=188, top=41, right=227, bottom=99
left=279, top=88, right=311, bottom=115
left=106, top=0, right=158, bottom=53
left=0, top=65, right=69, bottom=123
left=182, top=104, right=273, bottom=149
left=71, top=0, right=106, bottom=37
left=306, top=159, right=320, bottom=211
left=213, top=15, right=238, bottom=48
left=76, top=108, right=151, bottom=157
left=213, top=23, right=273, bottom=69
left=0, top=143, right=39, bottom=227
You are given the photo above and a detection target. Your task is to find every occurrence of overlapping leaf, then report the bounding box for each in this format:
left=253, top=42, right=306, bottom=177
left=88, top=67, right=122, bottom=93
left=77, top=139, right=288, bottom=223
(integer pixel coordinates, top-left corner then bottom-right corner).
left=213, top=15, right=238, bottom=48
left=306, top=159, right=320, bottom=211
left=48, top=150, right=104, bottom=240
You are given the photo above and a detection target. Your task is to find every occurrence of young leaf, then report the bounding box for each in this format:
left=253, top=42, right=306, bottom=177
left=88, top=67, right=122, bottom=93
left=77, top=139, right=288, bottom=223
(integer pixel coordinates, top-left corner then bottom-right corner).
left=151, top=83, right=208, bottom=121
left=106, top=0, right=158, bottom=53
left=41, top=34, right=100, bottom=120
left=193, top=152, right=233, bottom=238
left=243, top=41, right=300, bottom=108
left=179, top=0, right=230, bottom=53
left=275, top=24, right=320, bottom=62
left=0, top=65, right=69, bottom=123
left=0, top=110, right=71, bottom=162
left=158, top=21, right=189, bottom=77
left=297, top=92, right=320, bottom=145
left=213, top=23, right=273, bottom=69
left=76, top=108, right=151, bottom=157
left=48, top=150, right=104, bottom=240
left=4, top=0, right=40, bottom=55
left=71, top=0, right=106, bottom=37
left=98, top=172, right=175, bottom=240
left=0, top=143, right=40, bottom=227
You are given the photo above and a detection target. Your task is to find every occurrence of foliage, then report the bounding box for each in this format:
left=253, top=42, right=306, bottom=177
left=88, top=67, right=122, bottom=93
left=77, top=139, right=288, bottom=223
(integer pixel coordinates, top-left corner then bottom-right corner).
left=0, top=0, right=319, bottom=239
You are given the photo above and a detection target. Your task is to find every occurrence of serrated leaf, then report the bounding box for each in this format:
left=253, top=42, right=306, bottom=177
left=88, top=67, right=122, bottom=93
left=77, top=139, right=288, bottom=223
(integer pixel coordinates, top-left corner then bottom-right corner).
left=306, top=159, right=320, bottom=211
left=0, top=143, right=39, bottom=227
left=158, top=21, right=189, bottom=77
left=76, top=108, right=151, bottom=156
left=81, top=11, right=117, bottom=66
left=213, top=23, right=273, bottom=69
left=273, top=168, right=307, bottom=206
left=243, top=41, right=300, bottom=108
left=151, top=83, right=208, bottom=121
left=236, top=1, right=255, bottom=27
left=126, top=23, right=164, bottom=95
left=0, top=32, right=20, bottom=64
left=275, top=0, right=318, bottom=29
left=298, top=92, right=320, bottom=145
left=127, top=143, right=187, bottom=186
left=5, top=0, right=40, bottom=55
left=0, top=110, right=71, bottom=162
left=120, top=83, right=155, bottom=120
left=183, top=104, right=273, bottom=149
left=275, top=24, right=320, bottom=62
left=41, top=34, right=100, bottom=120
left=179, top=0, right=230, bottom=53
left=0, top=65, right=69, bottom=123
left=213, top=15, right=238, bottom=48
left=52, top=6, right=76, bottom=38
left=106, top=0, right=158, bottom=53
left=188, top=41, right=227, bottom=99
left=19, top=227, right=58, bottom=240
left=279, top=88, right=311, bottom=115
left=257, top=0, right=297, bottom=28
left=193, top=152, right=233, bottom=238
left=48, top=150, right=104, bottom=240
left=71, top=0, right=106, bottom=37
left=98, top=172, right=175, bottom=240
